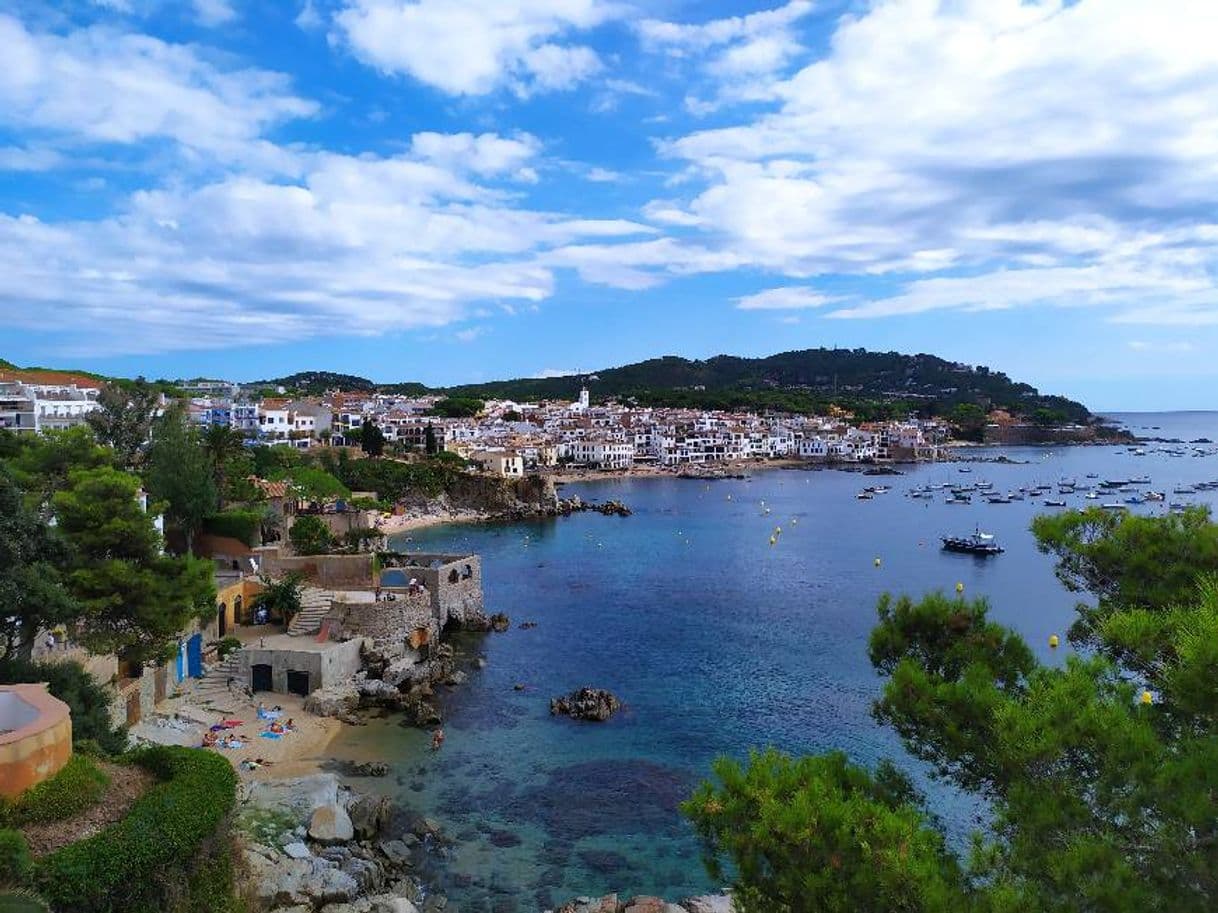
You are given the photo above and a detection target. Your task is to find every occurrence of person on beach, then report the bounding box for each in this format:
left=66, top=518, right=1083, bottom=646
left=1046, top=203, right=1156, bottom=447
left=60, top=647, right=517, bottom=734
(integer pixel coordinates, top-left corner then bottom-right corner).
left=431, top=728, right=445, bottom=751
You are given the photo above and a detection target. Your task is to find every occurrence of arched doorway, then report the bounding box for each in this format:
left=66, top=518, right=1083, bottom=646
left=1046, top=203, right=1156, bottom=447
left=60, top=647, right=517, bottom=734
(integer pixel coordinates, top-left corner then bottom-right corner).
left=218, top=603, right=228, bottom=637
left=234, top=595, right=244, bottom=625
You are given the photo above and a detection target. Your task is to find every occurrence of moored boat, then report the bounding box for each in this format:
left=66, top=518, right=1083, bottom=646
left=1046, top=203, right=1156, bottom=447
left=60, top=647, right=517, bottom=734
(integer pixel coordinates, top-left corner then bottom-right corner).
left=941, top=531, right=1004, bottom=556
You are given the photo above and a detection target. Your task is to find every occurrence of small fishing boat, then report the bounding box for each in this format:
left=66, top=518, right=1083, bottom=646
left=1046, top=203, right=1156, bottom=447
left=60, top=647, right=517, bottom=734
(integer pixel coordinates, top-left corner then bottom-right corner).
left=856, top=491, right=873, bottom=500
left=941, top=530, right=1004, bottom=556
left=1044, top=499, right=1067, bottom=507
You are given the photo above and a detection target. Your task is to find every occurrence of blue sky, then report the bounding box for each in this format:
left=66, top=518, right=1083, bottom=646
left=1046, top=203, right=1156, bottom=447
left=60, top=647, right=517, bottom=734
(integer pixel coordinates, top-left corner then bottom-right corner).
left=3, top=0, right=1218, bottom=410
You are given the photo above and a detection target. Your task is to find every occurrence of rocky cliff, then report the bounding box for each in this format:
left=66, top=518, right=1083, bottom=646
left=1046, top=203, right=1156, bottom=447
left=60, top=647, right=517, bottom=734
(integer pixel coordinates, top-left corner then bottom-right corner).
left=394, top=473, right=559, bottom=520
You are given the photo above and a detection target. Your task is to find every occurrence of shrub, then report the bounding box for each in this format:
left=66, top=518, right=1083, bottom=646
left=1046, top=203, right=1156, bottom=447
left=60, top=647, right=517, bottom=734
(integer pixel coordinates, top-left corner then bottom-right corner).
left=0, top=889, right=51, bottom=912
left=0, top=830, right=31, bottom=887
left=9, top=756, right=109, bottom=825
left=201, top=509, right=263, bottom=547
left=0, top=661, right=127, bottom=755
left=288, top=514, right=333, bottom=555
left=36, top=746, right=238, bottom=913
left=216, top=636, right=243, bottom=660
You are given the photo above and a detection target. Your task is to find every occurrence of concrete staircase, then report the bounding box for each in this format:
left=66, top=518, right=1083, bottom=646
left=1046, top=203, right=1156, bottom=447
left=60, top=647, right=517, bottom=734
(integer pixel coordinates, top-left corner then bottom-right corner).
left=287, top=587, right=335, bottom=637
left=189, top=648, right=246, bottom=708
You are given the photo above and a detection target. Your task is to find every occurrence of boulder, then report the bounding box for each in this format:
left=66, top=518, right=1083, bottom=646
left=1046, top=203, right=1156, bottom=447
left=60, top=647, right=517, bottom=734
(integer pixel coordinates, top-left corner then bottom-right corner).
left=310, top=804, right=355, bottom=844
left=349, top=794, right=394, bottom=841
left=550, top=687, right=621, bottom=722
left=681, top=898, right=734, bottom=913
left=377, top=839, right=413, bottom=867
left=246, top=775, right=341, bottom=828
left=283, top=842, right=312, bottom=860
left=489, top=612, right=511, bottom=632
left=624, top=899, right=683, bottom=913
left=369, top=897, right=419, bottom=913
left=306, top=684, right=361, bottom=719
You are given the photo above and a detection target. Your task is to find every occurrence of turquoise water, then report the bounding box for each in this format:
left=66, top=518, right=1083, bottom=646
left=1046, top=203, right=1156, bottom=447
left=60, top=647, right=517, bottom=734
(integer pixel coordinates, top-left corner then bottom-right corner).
left=329, top=416, right=1218, bottom=912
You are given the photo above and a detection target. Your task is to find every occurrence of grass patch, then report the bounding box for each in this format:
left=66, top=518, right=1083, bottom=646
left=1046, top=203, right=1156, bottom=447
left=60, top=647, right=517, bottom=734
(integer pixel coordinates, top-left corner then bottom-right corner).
left=234, top=806, right=298, bottom=847
left=6, top=756, right=109, bottom=826
left=0, top=830, right=31, bottom=886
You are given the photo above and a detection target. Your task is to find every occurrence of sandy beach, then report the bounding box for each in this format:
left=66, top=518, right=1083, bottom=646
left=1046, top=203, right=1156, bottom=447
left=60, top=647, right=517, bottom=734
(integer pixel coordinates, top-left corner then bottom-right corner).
left=136, top=681, right=346, bottom=782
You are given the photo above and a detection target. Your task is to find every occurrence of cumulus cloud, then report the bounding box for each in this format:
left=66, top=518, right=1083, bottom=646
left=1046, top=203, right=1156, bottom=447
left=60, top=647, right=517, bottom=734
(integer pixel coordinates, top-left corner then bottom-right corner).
left=0, top=13, right=314, bottom=169
left=333, top=0, right=619, bottom=95
left=643, top=0, right=1218, bottom=325
left=192, top=0, right=237, bottom=26
left=0, top=135, right=655, bottom=355
left=638, top=1, right=815, bottom=108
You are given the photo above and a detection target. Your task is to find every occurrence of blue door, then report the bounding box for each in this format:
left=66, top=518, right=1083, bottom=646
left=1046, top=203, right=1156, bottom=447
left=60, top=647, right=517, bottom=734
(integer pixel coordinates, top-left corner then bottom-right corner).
left=187, top=634, right=203, bottom=678
left=176, top=642, right=187, bottom=682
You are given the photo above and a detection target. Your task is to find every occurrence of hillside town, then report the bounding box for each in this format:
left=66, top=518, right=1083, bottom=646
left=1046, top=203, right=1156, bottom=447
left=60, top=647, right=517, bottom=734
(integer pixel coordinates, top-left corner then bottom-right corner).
left=1, top=369, right=954, bottom=470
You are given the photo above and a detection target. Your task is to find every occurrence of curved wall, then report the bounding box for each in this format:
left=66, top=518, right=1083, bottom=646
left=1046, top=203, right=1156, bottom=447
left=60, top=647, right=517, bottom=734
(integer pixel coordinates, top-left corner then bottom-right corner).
left=0, top=684, right=73, bottom=798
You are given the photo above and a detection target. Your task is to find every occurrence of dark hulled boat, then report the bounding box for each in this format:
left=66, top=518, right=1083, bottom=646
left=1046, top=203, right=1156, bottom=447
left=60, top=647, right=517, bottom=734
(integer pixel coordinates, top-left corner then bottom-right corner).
left=941, top=531, right=1004, bottom=556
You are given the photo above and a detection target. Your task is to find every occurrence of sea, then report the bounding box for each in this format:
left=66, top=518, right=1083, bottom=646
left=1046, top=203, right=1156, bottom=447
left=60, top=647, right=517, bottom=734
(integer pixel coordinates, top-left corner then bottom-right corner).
left=326, top=412, right=1218, bottom=912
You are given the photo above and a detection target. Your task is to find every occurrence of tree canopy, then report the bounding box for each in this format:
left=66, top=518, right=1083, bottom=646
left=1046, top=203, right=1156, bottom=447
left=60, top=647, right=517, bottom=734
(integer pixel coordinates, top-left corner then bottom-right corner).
left=144, top=406, right=217, bottom=552
left=84, top=379, right=161, bottom=470
left=686, top=507, right=1218, bottom=913
left=1, top=428, right=216, bottom=669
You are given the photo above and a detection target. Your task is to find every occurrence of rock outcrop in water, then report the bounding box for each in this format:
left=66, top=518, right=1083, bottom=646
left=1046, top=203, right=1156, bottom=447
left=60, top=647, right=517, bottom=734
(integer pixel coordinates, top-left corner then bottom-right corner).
left=550, top=688, right=621, bottom=721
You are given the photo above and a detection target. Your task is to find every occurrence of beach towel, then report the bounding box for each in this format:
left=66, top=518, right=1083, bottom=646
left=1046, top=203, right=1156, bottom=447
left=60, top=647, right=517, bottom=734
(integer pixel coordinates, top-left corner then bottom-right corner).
left=260, top=731, right=282, bottom=740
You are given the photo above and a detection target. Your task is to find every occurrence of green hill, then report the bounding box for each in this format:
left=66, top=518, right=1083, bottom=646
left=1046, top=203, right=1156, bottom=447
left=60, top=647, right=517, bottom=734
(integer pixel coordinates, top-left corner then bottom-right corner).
left=441, top=349, right=1093, bottom=424
left=2, top=348, right=1095, bottom=425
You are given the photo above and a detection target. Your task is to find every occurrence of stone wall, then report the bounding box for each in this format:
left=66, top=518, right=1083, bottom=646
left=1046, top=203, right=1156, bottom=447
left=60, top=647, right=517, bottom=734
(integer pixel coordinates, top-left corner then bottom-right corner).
left=380, top=553, right=485, bottom=629
left=256, top=548, right=375, bottom=588
left=324, top=592, right=436, bottom=647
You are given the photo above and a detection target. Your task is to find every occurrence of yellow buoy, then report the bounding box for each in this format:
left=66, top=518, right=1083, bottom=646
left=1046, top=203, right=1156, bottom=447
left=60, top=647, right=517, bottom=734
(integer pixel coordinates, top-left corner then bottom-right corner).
left=955, top=582, right=965, bottom=594
left=874, top=557, right=881, bottom=567
left=1049, top=634, right=1060, bottom=649
left=769, top=536, right=777, bottom=546
left=1141, top=690, right=1153, bottom=705
left=775, top=526, right=782, bottom=535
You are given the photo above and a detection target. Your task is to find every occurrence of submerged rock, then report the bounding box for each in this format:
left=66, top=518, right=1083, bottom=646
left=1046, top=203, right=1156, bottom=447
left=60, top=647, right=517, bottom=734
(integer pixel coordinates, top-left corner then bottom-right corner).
left=490, top=612, right=511, bottom=632
left=550, top=687, right=621, bottom=722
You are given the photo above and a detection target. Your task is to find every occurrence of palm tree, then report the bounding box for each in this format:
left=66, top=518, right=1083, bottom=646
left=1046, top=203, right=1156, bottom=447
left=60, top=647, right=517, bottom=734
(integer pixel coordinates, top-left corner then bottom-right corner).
left=202, top=425, right=248, bottom=502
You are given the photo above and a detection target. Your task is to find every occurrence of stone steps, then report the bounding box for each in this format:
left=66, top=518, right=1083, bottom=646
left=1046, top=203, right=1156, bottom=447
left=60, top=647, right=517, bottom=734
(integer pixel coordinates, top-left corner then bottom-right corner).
left=287, top=587, right=335, bottom=637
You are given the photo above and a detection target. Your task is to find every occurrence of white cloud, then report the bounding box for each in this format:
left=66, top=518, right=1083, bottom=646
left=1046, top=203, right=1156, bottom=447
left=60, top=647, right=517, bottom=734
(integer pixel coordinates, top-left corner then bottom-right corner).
left=586, top=167, right=622, bottom=183
left=0, top=134, right=656, bottom=355
left=333, top=0, right=619, bottom=95
left=638, top=1, right=815, bottom=109
left=410, top=132, right=541, bottom=178
left=736, top=286, right=833, bottom=310
left=638, top=0, right=1218, bottom=327
left=0, top=14, right=315, bottom=169
left=295, top=0, right=323, bottom=29
left=193, top=0, right=237, bottom=26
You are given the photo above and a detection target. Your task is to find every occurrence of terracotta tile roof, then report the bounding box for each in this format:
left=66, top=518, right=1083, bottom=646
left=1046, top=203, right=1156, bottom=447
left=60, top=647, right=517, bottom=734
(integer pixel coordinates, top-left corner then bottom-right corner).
left=250, top=477, right=291, bottom=498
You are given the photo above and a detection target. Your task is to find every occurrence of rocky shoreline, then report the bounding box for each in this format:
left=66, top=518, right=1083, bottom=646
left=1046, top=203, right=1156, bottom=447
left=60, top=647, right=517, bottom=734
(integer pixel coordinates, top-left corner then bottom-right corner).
left=241, top=773, right=448, bottom=913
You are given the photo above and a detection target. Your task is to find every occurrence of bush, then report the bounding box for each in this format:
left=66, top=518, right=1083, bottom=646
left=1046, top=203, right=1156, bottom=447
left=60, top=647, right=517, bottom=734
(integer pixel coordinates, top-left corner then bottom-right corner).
left=0, top=830, right=31, bottom=887
left=0, top=661, right=127, bottom=755
left=36, top=746, right=238, bottom=913
left=216, top=636, right=242, bottom=660
left=288, top=515, right=333, bottom=555
left=9, top=756, right=109, bottom=825
left=200, top=509, right=263, bottom=547
left=0, top=889, right=52, bottom=912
